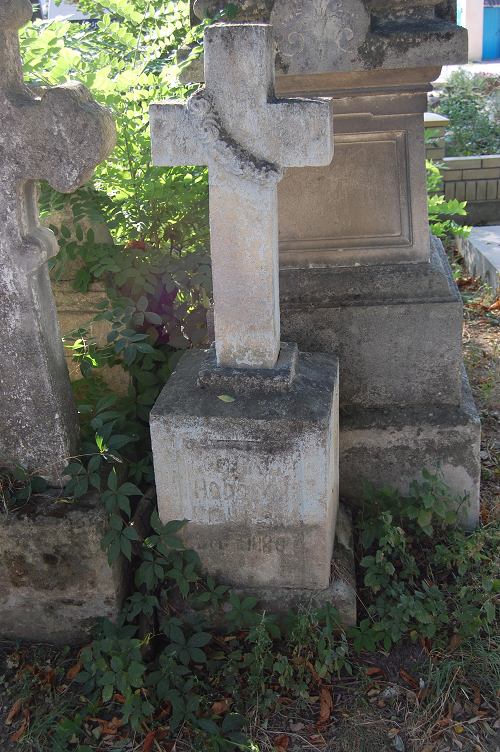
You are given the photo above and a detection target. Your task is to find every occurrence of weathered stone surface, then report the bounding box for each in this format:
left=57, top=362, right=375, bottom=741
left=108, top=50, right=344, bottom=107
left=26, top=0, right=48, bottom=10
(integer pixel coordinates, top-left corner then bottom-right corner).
left=275, top=67, right=434, bottom=267
left=0, top=0, right=116, bottom=477
left=150, top=23, right=333, bottom=369
left=339, top=367, right=481, bottom=529
left=280, top=236, right=464, bottom=409
left=151, top=347, right=339, bottom=592
left=197, top=341, right=298, bottom=392
left=186, top=0, right=467, bottom=79
left=231, top=503, right=356, bottom=625
left=0, top=490, right=128, bottom=644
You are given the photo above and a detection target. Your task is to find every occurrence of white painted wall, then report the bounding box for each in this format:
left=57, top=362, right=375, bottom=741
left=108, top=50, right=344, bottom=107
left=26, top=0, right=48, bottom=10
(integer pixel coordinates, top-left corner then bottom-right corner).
left=458, top=0, right=484, bottom=61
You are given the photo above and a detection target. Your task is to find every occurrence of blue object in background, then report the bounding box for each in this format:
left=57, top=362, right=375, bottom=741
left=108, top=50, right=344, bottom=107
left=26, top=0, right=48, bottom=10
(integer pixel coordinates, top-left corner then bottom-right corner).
left=483, top=7, right=500, bottom=59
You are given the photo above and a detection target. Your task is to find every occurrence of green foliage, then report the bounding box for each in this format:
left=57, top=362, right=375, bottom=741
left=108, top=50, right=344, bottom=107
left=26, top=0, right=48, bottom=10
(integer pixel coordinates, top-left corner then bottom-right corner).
left=76, top=620, right=151, bottom=728
left=426, top=157, right=471, bottom=239
left=433, top=69, right=500, bottom=157
left=0, top=463, right=47, bottom=511
left=357, top=466, right=500, bottom=649
left=18, top=1, right=216, bottom=514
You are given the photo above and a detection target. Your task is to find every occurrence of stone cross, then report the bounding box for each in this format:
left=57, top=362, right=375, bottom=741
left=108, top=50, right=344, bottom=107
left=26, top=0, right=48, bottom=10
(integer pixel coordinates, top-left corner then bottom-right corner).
left=0, top=0, right=116, bottom=476
left=150, top=23, right=333, bottom=369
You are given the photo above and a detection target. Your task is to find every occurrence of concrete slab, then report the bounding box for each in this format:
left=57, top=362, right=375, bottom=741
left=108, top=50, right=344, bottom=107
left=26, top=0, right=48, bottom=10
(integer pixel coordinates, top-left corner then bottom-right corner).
left=457, top=226, right=500, bottom=292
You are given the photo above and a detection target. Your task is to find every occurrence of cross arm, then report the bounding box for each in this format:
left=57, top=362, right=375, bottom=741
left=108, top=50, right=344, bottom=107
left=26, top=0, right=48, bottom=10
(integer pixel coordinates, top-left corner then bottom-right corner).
left=27, top=81, right=116, bottom=193
left=265, top=97, right=334, bottom=167
left=150, top=101, right=207, bottom=167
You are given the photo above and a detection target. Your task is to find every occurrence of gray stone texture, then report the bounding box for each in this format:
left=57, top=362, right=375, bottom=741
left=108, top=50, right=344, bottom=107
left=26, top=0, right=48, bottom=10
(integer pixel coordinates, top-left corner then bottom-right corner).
left=267, top=47, right=481, bottom=521
left=187, top=0, right=467, bottom=79
left=150, top=347, right=339, bottom=593
left=197, top=341, right=298, bottom=392
left=230, top=503, right=357, bottom=625
left=280, top=236, right=464, bottom=410
left=339, top=367, right=481, bottom=529
left=0, top=490, right=128, bottom=644
left=0, top=0, right=116, bottom=477
left=151, top=23, right=333, bottom=370
left=275, top=66, right=437, bottom=268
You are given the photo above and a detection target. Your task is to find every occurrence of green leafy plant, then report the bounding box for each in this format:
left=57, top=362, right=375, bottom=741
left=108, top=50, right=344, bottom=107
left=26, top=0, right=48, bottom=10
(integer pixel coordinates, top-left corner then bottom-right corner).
left=0, top=463, right=47, bottom=512
left=425, top=138, right=471, bottom=239
left=356, top=466, right=500, bottom=650
left=433, top=69, right=500, bottom=156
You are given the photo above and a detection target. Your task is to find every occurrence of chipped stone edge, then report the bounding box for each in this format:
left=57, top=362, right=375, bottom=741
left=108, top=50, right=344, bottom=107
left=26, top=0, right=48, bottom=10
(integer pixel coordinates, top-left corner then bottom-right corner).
left=197, top=341, right=299, bottom=393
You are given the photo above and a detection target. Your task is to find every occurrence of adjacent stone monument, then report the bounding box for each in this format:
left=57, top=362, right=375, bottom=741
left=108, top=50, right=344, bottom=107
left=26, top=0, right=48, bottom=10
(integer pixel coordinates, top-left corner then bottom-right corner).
left=150, top=24, right=353, bottom=617
left=0, top=0, right=125, bottom=645
left=0, top=0, right=116, bottom=478
left=186, top=0, right=481, bottom=529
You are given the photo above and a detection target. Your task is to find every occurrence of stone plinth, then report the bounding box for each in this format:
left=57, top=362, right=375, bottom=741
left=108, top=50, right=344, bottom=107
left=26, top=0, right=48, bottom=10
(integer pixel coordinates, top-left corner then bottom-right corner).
left=0, top=490, right=128, bottom=644
left=150, top=348, right=340, bottom=598
left=280, top=235, right=463, bottom=410
left=271, top=57, right=481, bottom=520
left=339, top=367, right=481, bottom=530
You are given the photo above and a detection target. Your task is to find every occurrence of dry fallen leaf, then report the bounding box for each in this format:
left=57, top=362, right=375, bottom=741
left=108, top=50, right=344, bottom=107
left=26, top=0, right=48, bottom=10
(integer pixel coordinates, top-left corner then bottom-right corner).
left=217, top=395, right=235, bottom=403
left=289, top=722, right=305, bottom=732
left=211, top=698, right=232, bottom=715
left=398, top=669, right=419, bottom=689
left=308, top=734, right=325, bottom=745
left=448, top=634, right=462, bottom=652
left=11, top=718, right=27, bottom=742
left=420, top=746, right=436, bottom=752
left=89, top=717, right=123, bottom=735
left=6, top=699, right=22, bottom=725
left=364, top=667, right=385, bottom=676
left=274, top=734, right=290, bottom=749
left=66, top=661, right=83, bottom=680
left=142, top=729, right=156, bottom=752
left=318, top=687, right=333, bottom=725
left=41, top=668, right=56, bottom=687
left=387, top=728, right=401, bottom=739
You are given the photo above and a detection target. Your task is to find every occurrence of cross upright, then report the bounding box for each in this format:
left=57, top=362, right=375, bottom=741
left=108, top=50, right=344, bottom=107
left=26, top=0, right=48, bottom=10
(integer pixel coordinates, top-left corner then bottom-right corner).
left=0, top=0, right=116, bottom=476
left=150, top=23, right=334, bottom=369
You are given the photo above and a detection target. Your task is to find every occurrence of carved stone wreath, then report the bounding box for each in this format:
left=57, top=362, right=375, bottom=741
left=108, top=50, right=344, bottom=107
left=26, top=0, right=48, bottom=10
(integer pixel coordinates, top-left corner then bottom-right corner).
left=186, top=90, right=284, bottom=186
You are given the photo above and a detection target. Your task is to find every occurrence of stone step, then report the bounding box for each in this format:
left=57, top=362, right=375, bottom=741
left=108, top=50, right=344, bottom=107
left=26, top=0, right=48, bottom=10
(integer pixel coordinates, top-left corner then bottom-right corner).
left=456, top=226, right=500, bottom=292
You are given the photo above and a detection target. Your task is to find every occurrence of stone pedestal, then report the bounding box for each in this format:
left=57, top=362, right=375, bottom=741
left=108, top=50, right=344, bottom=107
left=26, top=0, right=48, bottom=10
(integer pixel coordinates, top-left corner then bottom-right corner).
left=273, top=67, right=481, bottom=524
left=150, top=347, right=347, bottom=609
left=0, top=490, right=129, bottom=644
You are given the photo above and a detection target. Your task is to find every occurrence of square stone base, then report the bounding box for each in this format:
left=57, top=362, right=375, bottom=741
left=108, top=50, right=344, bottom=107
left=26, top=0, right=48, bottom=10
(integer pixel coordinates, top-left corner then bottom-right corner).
left=230, top=503, right=356, bottom=626
left=339, top=367, right=481, bottom=529
left=0, top=491, right=129, bottom=645
left=150, top=348, right=339, bottom=592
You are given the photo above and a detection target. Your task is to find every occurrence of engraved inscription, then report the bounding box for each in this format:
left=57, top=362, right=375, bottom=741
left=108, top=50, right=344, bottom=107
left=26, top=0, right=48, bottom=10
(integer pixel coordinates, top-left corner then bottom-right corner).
left=193, top=534, right=289, bottom=554
left=181, top=439, right=302, bottom=525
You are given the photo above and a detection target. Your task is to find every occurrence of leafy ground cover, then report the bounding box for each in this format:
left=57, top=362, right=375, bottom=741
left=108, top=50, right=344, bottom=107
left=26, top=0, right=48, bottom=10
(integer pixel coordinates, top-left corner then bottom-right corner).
left=2, top=245, right=500, bottom=752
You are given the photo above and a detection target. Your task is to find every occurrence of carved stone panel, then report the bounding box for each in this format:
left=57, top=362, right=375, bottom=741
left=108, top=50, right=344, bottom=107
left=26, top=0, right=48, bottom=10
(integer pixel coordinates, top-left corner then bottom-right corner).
left=278, top=130, right=413, bottom=267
